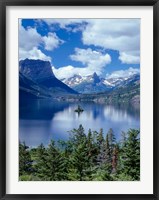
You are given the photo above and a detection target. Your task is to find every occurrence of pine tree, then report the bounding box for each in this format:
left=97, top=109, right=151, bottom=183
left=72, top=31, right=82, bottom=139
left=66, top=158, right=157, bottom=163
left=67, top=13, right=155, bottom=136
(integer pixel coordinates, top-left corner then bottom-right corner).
left=107, top=128, right=116, bottom=153
left=87, top=129, right=98, bottom=162
left=112, top=145, right=119, bottom=173
left=19, top=126, right=140, bottom=181
left=85, top=129, right=99, bottom=180
left=68, top=141, right=89, bottom=180
left=92, top=133, right=112, bottom=181
left=35, top=143, right=49, bottom=180
left=68, top=126, right=95, bottom=180
left=57, top=140, right=70, bottom=180
left=120, top=131, right=127, bottom=148
left=87, top=129, right=94, bottom=159
left=69, top=124, right=86, bottom=146
left=120, top=129, right=140, bottom=180
left=105, top=133, right=112, bottom=170
left=19, top=142, right=32, bottom=176
left=46, top=140, right=67, bottom=181
left=97, top=128, right=104, bottom=148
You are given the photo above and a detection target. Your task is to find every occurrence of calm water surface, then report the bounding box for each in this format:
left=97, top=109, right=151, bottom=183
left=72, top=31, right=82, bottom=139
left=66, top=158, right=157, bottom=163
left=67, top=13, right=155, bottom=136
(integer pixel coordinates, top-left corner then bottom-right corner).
left=19, top=99, right=140, bottom=147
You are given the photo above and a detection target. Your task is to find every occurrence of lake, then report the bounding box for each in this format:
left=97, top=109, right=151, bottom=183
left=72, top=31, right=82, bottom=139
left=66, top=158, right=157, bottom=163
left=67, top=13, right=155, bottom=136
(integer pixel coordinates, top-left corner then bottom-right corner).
left=19, top=99, right=140, bottom=147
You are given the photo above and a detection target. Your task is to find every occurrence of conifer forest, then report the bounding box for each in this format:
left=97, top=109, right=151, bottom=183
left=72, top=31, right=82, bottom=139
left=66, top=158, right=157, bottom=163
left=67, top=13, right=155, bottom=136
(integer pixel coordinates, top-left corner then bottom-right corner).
left=19, top=125, right=140, bottom=181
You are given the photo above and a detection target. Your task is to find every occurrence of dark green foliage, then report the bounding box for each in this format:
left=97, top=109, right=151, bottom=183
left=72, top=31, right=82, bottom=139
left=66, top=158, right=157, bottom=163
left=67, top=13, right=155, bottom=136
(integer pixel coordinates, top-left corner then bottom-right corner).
left=68, top=126, right=96, bottom=180
left=96, top=133, right=112, bottom=180
left=35, top=141, right=68, bottom=181
left=34, top=143, right=48, bottom=180
left=97, top=128, right=104, bottom=147
left=69, top=124, right=86, bottom=145
left=68, top=142, right=89, bottom=180
left=46, top=140, right=68, bottom=180
left=19, top=126, right=140, bottom=181
left=107, top=128, right=116, bottom=154
left=118, top=129, right=140, bottom=180
left=19, top=142, right=33, bottom=176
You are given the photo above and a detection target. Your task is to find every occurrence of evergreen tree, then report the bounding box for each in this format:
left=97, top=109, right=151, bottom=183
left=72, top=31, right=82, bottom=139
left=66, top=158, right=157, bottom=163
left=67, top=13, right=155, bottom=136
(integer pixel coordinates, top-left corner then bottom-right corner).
left=57, top=140, right=70, bottom=180
left=46, top=140, right=67, bottom=180
left=68, top=141, right=89, bottom=180
left=35, top=143, right=49, bottom=180
left=95, top=133, right=112, bottom=180
left=107, top=128, right=116, bottom=153
left=120, top=129, right=140, bottom=180
left=69, top=124, right=86, bottom=146
left=87, top=129, right=94, bottom=160
left=85, top=129, right=99, bottom=180
left=111, top=145, right=119, bottom=173
left=116, top=131, right=127, bottom=175
left=120, top=131, right=127, bottom=148
left=105, top=133, right=112, bottom=170
left=68, top=126, right=95, bottom=180
left=19, top=142, right=32, bottom=176
left=87, top=129, right=98, bottom=162
left=19, top=127, right=140, bottom=181
left=96, top=128, right=104, bottom=148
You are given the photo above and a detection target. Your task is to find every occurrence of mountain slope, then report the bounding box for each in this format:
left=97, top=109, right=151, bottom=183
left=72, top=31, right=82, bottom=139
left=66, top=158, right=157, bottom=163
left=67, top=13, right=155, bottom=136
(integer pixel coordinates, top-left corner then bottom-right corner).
left=19, top=59, right=78, bottom=97
left=61, top=79, right=140, bottom=107
left=19, top=72, right=52, bottom=100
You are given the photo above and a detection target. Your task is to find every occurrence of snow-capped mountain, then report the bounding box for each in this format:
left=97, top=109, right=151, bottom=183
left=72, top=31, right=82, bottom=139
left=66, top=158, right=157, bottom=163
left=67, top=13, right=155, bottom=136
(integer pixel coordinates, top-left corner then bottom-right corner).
left=106, top=74, right=140, bottom=88
left=61, top=72, right=140, bottom=94
left=61, top=72, right=113, bottom=94
left=62, top=72, right=101, bottom=87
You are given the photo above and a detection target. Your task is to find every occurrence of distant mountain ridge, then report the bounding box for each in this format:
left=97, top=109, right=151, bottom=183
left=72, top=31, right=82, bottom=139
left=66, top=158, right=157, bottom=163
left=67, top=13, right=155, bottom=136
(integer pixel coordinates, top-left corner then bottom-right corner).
left=62, top=73, right=112, bottom=94
left=62, top=72, right=140, bottom=94
left=106, top=74, right=140, bottom=88
left=19, top=59, right=77, bottom=100
left=19, top=58, right=140, bottom=105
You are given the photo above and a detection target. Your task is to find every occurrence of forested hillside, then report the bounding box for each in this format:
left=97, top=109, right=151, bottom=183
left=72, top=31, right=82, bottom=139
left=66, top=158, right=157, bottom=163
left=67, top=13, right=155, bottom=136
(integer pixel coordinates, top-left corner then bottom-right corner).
left=19, top=125, right=140, bottom=181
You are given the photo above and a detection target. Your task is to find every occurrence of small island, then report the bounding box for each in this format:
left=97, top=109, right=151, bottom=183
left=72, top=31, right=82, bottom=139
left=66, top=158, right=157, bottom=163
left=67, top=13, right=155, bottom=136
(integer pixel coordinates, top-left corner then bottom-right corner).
left=74, top=105, right=84, bottom=114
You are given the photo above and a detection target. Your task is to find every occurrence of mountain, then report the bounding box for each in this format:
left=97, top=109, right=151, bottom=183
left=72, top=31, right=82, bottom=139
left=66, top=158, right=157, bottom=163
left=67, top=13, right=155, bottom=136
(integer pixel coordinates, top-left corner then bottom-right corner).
left=19, top=72, right=52, bottom=100
left=58, top=77, right=140, bottom=107
left=62, top=72, right=113, bottom=94
left=62, top=72, right=139, bottom=94
left=19, top=59, right=77, bottom=99
left=106, top=74, right=140, bottom=88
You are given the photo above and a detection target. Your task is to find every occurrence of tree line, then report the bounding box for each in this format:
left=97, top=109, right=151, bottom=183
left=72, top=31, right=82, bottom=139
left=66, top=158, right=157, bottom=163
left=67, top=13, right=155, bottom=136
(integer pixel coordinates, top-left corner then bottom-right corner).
left=19, top=125, right=140, bottom=181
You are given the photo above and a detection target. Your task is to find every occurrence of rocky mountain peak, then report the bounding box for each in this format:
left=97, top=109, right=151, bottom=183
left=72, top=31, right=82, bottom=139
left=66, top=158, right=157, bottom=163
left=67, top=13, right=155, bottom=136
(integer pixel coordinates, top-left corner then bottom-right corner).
left=19, top=59, right=55, bottom=83
left=92, top=72, right=100, bottom=83
left=19, top=59, right=78, bottom=95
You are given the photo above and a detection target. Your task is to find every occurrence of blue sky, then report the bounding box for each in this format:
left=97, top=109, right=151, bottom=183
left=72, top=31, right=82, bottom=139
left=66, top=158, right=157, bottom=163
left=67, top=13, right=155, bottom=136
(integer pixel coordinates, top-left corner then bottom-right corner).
left=19, top=18, right=140, bottom=79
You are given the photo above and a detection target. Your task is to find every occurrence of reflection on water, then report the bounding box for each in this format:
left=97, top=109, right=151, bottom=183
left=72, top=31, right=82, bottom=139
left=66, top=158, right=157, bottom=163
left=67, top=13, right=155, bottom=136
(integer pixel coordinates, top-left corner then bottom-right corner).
left=19, top=99, right=140, bottom=147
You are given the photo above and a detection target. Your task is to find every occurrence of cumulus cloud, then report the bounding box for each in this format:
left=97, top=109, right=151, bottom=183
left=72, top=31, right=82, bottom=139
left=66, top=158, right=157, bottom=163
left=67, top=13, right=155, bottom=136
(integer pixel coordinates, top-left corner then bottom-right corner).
left=19, top=18, right=140, bottom=79
left=52, top=48, right=111, bottom=79
left=19, top=21, right=42, bottom=51
left=19, top=47, right=52, bottom=62
left=70, top=48, right=111, bottom=67
left=82, top=19, right=140, bottom=64
left=52, top=65, right=84, bottom=79
left=119, top=52, right=140, bottom=64
left=106, top=67, right=140, bottom=79
left=53, top=65, right=100, bottom=80
left=19, top=20, right=63, bottom=62
left=41, top=18, right=140, bottom=64
left=41, top=19, right=87, bottom=30
left=43, top=32, right=64, bottom=51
